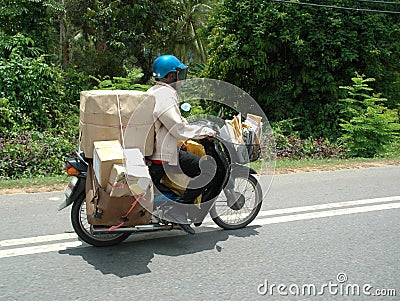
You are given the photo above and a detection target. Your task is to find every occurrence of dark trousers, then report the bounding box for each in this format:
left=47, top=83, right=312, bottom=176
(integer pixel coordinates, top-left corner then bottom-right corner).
left=149, top=150, right=216, bottom=204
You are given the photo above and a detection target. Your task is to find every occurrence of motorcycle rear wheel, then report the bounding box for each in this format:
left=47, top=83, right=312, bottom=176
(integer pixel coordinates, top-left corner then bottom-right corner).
left=71, top=196, right=131, bottom=247
left=210, top=174, right=262, bottom=230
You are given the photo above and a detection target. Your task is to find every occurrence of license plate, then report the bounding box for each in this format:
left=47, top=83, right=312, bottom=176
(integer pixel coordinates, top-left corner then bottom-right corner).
left=65, top=176, right=78, bottom=198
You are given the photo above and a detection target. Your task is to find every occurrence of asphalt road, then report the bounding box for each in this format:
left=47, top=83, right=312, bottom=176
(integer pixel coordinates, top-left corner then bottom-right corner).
left=0, top=166, right=399, bottom=301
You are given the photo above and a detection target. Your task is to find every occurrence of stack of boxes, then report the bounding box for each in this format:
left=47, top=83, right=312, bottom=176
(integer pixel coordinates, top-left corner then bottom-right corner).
left=93, top=140, right=151, bottom=197
left=80, top=90, right=155, bottom=197
left=80, top=90, right=155, bottom=226
left=79, top=90, right=155, bottom=158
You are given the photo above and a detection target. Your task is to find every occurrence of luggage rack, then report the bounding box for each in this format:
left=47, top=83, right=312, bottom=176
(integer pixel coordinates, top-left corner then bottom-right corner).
left=92, top=223, right=181, bottom=234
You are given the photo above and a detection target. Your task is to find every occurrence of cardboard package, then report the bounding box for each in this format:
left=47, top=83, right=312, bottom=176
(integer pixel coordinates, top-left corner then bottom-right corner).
left=220, top=114, right=244, bottom=144
left=93, top=140, right=124, bottom=188
left=124, top=148, right=151, bottom=195
left=179, top=139, right=206, bottom=158
left=106, top=162, right=151, bottom=197
left=86, top=164, right=153, bottom=227
left=79, top=90, right=156, bottom=158
left=106, top=164, right=131, bottom=197
left=245, top=113, right=262, bottom=144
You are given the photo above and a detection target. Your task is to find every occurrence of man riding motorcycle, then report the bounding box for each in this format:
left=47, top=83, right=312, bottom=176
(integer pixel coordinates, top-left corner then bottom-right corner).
left=147, top=54, right=216, bottom=234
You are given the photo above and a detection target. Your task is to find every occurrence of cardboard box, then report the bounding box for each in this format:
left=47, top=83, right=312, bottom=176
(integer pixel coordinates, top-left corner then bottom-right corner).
left=79, top=90, right=156, bottom=158
left=126, top=165, right=151, bottom=196
left=124, top=148, right=151, bottom=195
left=106, top=164, right=132, bottom=197
left=124, top=148, right=146, bottom=166
left=93, top=140, right=124, bottom=188
left=86, top=164, right=154, bottom=227
left=105, top=149, right=152, bottom=196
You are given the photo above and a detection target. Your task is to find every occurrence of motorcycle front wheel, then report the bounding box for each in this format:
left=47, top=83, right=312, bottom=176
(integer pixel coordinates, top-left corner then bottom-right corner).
left=210, top=173, right=262, bottom=230
left=71, top=196, right=131, bottom=247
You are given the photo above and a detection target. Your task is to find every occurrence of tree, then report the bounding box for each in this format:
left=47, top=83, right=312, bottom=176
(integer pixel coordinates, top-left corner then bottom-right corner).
left=0, top=33, right=89, bottom=132
left=0, top=34, right=64, bottom=130
left=62, top=0, right=217, bottom=80
left=0, top=0, right=62, bottom=55
left=205, top=0, right=400, bottom=139
left=339, top=74, right=400, bottom=157
left=170, top=0, right=213, bottom=64
left=63, top=0, right=178, bottom=82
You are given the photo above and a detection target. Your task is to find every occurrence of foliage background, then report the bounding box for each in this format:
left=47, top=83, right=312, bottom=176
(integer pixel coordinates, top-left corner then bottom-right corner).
left=205, top=0, right=400, bottom=139
left=0, top=0, right=399, bottom=179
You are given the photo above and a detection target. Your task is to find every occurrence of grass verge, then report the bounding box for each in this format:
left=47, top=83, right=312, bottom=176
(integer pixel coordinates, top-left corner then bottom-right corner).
left=274, top=157, right=400, bottom=174
left=0, top=175, right=69, bottom=194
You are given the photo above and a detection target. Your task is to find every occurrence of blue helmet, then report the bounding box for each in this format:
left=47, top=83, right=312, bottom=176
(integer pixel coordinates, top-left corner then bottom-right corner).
left=153, top=55, right=188, bottom=80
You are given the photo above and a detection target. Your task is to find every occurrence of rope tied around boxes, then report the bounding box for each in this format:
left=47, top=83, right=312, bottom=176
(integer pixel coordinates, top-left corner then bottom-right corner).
left=116, top=94, right=126, bottom=150
left=108, top=194, right=147, bottom=231
left=107, top=94, right=148, bottom=231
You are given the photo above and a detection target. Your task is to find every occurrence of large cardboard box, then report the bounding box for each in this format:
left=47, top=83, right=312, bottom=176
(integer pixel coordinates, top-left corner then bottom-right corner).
left=86, top=164, right=153, bottom=227
left=80, top=90, right=155, bottom=158
left=93, top=140, right=124, bottom=188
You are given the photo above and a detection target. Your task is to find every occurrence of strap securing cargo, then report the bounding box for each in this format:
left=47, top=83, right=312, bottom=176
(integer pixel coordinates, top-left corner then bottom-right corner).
left=116, top=94, right=126, bottom=150
left=108, top=194, right=147, bottom=231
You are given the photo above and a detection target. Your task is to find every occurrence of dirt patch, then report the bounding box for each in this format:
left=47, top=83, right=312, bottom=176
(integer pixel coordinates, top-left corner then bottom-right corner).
left=0, top=184, right=67, bottom=195
left=275, top=159, right=400, bottom=174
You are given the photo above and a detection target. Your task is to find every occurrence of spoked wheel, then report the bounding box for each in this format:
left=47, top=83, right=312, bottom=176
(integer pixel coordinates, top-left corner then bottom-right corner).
left=71, top=196, right=131, bottom=247
left=210, top=173, right=262, bottom=230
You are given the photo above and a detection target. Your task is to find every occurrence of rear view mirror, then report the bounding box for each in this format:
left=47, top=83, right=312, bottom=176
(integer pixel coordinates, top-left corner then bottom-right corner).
left=181, top=103, right=191, bottom=112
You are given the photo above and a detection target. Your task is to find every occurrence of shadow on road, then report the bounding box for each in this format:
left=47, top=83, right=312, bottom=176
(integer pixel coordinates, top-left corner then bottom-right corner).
left=59, top=226, right=260, bottom=277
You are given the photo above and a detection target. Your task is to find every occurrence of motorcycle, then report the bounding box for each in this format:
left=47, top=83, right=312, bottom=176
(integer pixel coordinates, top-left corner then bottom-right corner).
left=59, top=121, right=263, bottom=247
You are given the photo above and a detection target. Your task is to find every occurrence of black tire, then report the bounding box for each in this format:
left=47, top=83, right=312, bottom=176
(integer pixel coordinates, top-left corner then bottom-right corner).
left=210, top=174, right=262, bottom=230
left=71, top=196, right=131, bottom=247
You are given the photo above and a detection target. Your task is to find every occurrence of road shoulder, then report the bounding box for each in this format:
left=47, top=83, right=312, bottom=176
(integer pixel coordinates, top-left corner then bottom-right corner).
left=1, top=159, right=399, bottom=195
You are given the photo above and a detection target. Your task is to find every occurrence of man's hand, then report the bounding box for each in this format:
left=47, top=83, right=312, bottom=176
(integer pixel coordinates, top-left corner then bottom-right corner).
left=207, top=130, right=217, bottom=141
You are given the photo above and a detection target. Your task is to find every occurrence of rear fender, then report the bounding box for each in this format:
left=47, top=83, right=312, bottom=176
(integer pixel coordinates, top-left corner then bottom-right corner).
left=58, top=176, right=86, bottom=211
left=231, top=164, right=257, bottom=175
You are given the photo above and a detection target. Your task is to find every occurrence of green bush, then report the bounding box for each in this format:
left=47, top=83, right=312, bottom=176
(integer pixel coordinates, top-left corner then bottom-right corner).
left=61, top=68, right=91, bottom=108
left=90, top=68, right=151, bottom=91
left=274, top=134, right=347, bottom=160
left=0, top=129, right=78, bottom=180
left=0, top=38, right=63, bottom=130
left=380, top=139, right=400, bottom=158
left=339, top=74, right=400, bottom=158
left=267, top=119, right=347, bottom=159
left=0, top=98, right=16, bottom=134
left=0, top=34, right=91, bottom=134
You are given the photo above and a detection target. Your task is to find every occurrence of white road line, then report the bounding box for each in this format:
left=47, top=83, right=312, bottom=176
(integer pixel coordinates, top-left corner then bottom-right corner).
left=210, top=195, right=400, bottom=222
left=0, top=233, right=77, bottom=247
left=252, top=202, right=400, bottom=226
left=258, top=196, right=400, bottom=217
left=0, top=197, right=399, bottom=259
left=0, top=241, right=82, bottom=258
